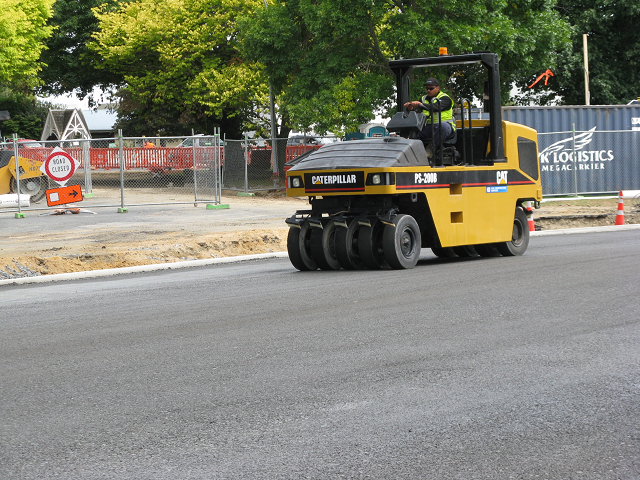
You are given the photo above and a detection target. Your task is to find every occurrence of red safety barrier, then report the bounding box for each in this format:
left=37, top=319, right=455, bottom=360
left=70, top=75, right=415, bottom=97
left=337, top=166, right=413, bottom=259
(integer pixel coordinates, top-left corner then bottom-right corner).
left=11, top=144, right=311, bottom=172
left=285, top=145, right=321, bottom=162
left=10, top=148, right=49, bottom=163
left=246, top=145, right=322, bottom=167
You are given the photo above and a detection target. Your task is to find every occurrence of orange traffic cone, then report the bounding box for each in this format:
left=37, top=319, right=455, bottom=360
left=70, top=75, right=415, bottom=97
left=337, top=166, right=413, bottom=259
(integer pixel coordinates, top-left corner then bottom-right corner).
left=525, top=201, right=535, bottom=232
left=615, top=191, right=625, bottom=225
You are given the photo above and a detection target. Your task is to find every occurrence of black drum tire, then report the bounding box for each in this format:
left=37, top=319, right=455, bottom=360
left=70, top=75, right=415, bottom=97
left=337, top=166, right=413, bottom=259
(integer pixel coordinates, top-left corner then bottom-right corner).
left=321, top=219, right=342, bottom=270
left=335, top=218, right=364, bottom=270
left=12, top=175, right=48, bottom=203
left=382, top=214, right=421, bottom=270
left=452, top=245, right=479, bottom=257
left=431, top=247, right=458, bottom=258
left=475, top=243, right=502, bottom=257
left=287, top=222, right=317, bottom=271
left=358, top=218, right=387, bottom=270
left=496, top=208, right=530, bottom=256
left=309, top=220, right=337, bottom=270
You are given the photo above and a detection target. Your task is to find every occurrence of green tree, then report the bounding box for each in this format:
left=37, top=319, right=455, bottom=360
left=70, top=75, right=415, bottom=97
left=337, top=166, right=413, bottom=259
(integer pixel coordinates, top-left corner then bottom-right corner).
left=37, top=0, right=123, bottom=104
left=0, top=0, right=55, bottom=88
left=0, top=90, right=56, bottom=139
left=90, top=0, right=266, bottom=137
left=240, top=0, right=572, bottom=135
left=555, top=0, right=640, bottom=105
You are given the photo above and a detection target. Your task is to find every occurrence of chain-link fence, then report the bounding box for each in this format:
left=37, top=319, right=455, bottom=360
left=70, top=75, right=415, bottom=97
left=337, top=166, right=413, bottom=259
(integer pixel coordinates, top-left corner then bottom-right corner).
left=2, top=129, right=638, bottom=216
left=222, top=137, right=324, bottom=192
left=0, top=133, right=335, bottom=216
left=0, top=133, right=224, bottom=215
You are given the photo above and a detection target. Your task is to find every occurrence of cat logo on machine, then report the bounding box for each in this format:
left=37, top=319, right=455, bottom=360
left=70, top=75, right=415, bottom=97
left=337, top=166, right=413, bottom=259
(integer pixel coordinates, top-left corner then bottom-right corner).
left=487, top=171, right=509, bottom=193
left=304, top=171, right=365, bottom=193
left=312, top=174, right=357, bottom=185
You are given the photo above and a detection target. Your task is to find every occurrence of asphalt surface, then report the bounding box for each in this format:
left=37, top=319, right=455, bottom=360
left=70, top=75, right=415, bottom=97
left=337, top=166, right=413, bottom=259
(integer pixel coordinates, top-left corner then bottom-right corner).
left=1, top=230, right=639, bottom=479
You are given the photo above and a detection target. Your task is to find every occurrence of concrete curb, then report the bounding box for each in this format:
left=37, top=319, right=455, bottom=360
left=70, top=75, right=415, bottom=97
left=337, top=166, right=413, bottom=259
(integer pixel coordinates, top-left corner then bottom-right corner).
left=1, top=224, right=638, bottom=286
left=531, top=223, right=640, bottom=236
left=0, top=252, right=289, bottom=286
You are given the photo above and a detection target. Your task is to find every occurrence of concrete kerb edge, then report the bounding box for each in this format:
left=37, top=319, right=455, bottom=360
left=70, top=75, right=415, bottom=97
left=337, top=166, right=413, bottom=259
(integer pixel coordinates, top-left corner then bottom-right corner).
left=530, top=223, right=640, bottom=236
left=1, top=224, right=638, bottom=286
left=0, top=252, right=289, bottom=286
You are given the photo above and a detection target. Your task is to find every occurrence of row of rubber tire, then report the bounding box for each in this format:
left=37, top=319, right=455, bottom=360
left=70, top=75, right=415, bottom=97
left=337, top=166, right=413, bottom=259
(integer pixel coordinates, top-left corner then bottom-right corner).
left=287, top=208, right=529, bottom=271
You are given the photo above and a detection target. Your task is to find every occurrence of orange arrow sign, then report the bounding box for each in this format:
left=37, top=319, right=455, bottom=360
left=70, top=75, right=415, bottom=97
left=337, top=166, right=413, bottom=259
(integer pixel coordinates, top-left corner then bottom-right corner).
left=46, top=184, right=84, bottom=207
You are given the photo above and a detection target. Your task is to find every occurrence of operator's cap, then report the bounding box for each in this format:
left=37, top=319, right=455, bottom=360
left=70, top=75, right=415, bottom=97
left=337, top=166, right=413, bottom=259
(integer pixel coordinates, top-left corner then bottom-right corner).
left=423, top=78, right=440, bottom=87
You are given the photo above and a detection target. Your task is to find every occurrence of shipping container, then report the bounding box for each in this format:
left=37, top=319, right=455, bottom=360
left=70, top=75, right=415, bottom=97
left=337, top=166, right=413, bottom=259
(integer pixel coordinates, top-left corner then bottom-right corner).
left=503, top=106, right=640, bottom=195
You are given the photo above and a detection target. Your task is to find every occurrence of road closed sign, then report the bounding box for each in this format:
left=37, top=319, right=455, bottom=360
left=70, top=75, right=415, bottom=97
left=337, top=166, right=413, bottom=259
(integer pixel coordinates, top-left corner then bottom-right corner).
left=40, top=147, right=80, bottom=186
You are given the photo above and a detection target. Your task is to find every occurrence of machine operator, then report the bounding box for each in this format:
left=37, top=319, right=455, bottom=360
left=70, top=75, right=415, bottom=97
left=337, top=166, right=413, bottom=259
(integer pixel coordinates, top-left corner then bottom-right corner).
left=403, top=78, right=456, bottom=154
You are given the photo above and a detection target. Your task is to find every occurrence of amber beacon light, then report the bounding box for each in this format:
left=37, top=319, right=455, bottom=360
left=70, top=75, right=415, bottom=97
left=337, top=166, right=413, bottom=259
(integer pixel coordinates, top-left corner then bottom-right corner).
left=439, top=47, right=448, bottom=55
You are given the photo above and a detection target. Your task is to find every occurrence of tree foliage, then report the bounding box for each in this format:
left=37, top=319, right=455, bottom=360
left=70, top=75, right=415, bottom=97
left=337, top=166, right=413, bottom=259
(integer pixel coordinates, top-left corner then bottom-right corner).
left=0, top=90, right=54, bottom=139
left=90, top=0, right=266, bottom=137
left=37, top=0, right=123, bottom=103
left=554, top=0, right=640, bottom=105
left=240, top=0, right=572, bottom=134
left=0, top=0, right=55, bottom=88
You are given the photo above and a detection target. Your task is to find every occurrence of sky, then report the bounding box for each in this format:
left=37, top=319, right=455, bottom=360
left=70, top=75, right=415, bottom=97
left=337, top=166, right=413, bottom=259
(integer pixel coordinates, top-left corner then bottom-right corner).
left=39, top=93, right=89, bottom=110
left=38, top=86, right=108, bottom=110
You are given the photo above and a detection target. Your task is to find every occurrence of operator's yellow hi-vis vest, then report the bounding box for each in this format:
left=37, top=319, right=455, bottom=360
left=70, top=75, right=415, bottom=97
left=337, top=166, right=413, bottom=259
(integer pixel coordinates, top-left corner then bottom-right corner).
left=421, top=91, right=455, bottom=129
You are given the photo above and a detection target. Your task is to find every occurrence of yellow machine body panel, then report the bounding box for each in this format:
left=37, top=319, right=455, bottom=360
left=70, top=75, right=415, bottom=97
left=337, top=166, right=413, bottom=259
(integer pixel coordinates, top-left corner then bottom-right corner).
left=286, top=121, right=541, bottom=249
left=0, top=154, right=45, bottom=194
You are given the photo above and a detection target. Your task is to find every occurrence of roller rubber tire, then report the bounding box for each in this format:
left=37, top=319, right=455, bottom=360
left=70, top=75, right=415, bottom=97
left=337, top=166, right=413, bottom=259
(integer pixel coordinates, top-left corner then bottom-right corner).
left=452, top=245, right=479, bottom=257
left=496, top=208, right=529, bottom=256
left=475, top=243, right=502, bottom=257
left=431, top=247, right=458, bottom=258
left=322, top=219, right=342, bottom=269
left=310, top=219, right=341, bottom=270
left=358, top=218, right=386, bottom=269
left=382, top=214, right=421, bottom=269
left=287, top=222, right=317, bottom=271
left=335, top=218, right=364, bottom=270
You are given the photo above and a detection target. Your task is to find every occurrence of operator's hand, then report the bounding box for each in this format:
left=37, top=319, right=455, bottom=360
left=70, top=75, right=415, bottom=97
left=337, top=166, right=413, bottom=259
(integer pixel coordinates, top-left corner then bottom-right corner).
left=404, top=101, right=422, bottom=111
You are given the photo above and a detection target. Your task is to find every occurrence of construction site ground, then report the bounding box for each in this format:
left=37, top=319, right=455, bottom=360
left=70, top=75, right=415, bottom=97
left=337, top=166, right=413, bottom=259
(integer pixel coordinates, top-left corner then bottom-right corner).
left=1, top=188, right=639, bottom=278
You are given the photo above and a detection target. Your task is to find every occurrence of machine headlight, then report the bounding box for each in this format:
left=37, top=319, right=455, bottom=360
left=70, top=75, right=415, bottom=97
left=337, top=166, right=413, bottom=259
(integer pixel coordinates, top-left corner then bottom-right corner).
left=291, top=176, right=303, bottom=188
left=366, top=172, right=394, bottom=186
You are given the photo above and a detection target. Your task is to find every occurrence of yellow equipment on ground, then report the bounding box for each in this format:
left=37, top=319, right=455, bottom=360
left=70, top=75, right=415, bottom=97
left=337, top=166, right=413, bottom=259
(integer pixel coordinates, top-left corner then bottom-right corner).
left=0, top=150, right=49, bottom=203
left=285, top=52, right=542, bottom=270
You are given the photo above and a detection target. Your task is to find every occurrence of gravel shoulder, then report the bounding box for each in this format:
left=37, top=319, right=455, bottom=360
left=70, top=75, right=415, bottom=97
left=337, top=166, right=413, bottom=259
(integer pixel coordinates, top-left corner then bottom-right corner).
left=1, top=190, right=638, bottom=277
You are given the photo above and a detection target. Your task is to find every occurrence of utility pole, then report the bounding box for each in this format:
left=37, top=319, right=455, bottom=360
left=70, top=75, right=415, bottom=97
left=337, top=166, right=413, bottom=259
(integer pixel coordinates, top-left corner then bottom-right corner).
left=583, top=34, right=590, bottom=106
left=263, top=0, right=279, bottom=187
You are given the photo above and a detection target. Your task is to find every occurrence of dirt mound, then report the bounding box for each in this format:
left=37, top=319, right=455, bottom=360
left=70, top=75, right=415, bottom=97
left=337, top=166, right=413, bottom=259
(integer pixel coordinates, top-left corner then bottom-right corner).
left=1, top=229, right=288, bottom=279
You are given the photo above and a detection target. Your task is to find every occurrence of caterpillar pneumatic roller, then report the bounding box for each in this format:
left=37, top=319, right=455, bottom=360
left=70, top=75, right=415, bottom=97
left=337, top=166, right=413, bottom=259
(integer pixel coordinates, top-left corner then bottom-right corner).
left=285, top=52, right=542, bottom=270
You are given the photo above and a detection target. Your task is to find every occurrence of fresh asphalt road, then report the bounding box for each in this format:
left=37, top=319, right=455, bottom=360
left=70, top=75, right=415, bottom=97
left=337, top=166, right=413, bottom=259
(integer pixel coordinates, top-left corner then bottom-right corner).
left=1, top=231, right=639, bottom=479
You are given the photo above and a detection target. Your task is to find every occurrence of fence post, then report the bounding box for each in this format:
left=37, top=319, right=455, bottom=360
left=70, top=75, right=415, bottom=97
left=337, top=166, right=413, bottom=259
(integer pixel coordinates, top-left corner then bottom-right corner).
left=82, top=137, right=93, bottom=196
left=117, top=129, right=127, bottom=213
left=191, top=129, right=198, bottom=205
left=13, top=134, right=25, bottom=219
left=221, top=133, right=226, bottom=198
left=214, top=127, right=221, bottom=204
left=244, top=132, right=249, bottom=194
